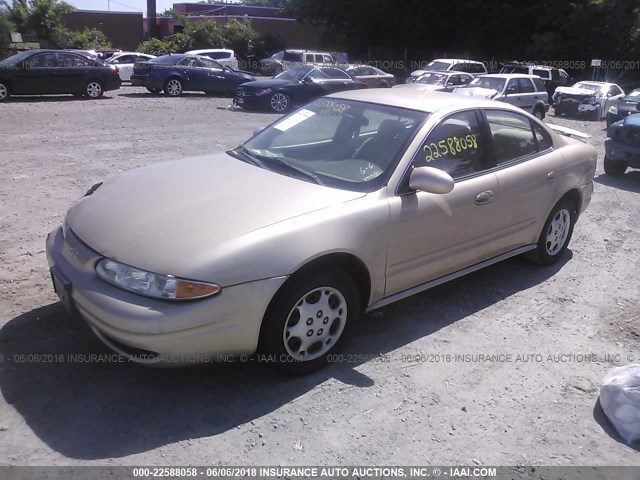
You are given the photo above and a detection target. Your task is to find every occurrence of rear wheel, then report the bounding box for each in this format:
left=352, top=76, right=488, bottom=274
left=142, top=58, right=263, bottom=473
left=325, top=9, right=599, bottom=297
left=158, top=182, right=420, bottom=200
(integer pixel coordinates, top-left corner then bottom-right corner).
left=84, top=81, right=103, bottom=99
left=603, top=155, right=627, bottom=176
left=0, top=81, right=11, bottom=102
left=533, top=107, right=544, bottom=120
left=259, top=269, right=360, bottom=374
left=525, top=198, right=576, bottom=266
left=164, top=78, right=183, bottom=97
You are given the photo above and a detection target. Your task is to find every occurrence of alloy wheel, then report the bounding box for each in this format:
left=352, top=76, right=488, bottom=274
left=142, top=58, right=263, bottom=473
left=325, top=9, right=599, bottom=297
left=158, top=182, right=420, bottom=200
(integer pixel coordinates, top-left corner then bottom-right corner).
left=270, top=93, right=288, bottom=112
left=166, top=79, right=182, bottom=96
left=86, top=82, right=102, bottom=98
left=0, top=83, right=8, bottom=101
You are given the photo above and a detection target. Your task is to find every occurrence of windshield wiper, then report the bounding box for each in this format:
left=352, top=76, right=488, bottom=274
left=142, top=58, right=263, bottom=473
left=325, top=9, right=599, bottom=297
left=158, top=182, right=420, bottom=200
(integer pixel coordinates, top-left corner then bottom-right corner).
left=241, top=148, right=324, bottom=185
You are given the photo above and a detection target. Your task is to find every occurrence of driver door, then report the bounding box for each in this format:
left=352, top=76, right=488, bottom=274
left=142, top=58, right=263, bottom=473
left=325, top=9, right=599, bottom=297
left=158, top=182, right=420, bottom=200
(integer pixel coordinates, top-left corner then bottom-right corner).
left=385, top=110, right=506, bottom=295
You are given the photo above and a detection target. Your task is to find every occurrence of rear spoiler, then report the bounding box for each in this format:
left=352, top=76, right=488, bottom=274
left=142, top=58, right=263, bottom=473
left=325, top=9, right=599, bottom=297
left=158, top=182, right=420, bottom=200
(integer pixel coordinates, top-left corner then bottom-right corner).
left=546, top=123, right=591, bottom=139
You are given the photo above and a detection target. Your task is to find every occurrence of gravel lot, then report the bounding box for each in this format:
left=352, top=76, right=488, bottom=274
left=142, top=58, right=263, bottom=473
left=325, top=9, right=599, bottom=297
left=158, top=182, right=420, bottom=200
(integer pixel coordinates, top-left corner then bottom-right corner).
left=0, top=86, right=639, bottom=467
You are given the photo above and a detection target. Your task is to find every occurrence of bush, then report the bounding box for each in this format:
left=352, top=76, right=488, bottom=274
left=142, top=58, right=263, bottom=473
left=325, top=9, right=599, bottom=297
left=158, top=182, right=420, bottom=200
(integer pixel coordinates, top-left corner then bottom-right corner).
left=54, top=27, right=112, bottom=49
left=0, top=11, right=12, bottom=59
left=137, top=32, right=189, bottom=55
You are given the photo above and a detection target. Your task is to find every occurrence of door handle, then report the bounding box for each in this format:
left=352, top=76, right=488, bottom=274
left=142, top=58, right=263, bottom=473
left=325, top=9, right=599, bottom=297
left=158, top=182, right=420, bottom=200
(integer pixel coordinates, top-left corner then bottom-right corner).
left=547, top=171, right=556, bottom=180
left=475, top=190, right=494, bottom=205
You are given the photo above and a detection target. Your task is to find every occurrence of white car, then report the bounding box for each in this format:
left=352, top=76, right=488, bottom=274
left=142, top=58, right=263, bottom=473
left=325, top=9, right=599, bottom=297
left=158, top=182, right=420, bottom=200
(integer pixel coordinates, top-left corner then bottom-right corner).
left=185, top=49, right=238, bottom=70
left=106, top=52, right=156, bottom=82
left=407, top=58, right=487, bottom=83
left=552, top=81, right=625, bottom=120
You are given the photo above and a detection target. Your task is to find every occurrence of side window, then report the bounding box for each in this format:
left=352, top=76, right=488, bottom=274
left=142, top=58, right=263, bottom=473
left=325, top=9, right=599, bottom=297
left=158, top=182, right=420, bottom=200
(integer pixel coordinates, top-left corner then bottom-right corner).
left=532, top=78, right=546, bottom=92
left=610, top=86, right=623, bottom=96
left=532, top=69, right=550, bottom=80
left=518, top=78, right=535, bottom=93
left=447, top=75, right=461, bottom=86
left=453, top=63, right=469, bottom=73
left=460, top=74, right=473, bottom=85
left=199, top=57, right=223, bottom=70
left=533, top=122, right=553, bottom=151
left=413, top=110, right=485, bottom=179
left=485, top=110, right=538, bottom=164
left=323, top=54, right=333, bottom=64
left=179, top=57, right=198, bottom=67
left=472, top=63, right=486, bottom=74
left=57, top=53, right=92, bottom=67
left=304, top=54, right=314, bottom=63
left=322, top=68, right=351, bottom=79
left=505, top=79, right=520, bottom=94
left=115, top=55, right=136, bottom=64
left=26, top=53, right=55, bottom=68
left=305, top=69, right=328, bottom=80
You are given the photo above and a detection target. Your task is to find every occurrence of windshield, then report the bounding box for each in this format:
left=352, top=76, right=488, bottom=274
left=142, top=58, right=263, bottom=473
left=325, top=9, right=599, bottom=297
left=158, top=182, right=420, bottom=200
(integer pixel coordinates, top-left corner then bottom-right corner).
left=416, top=72, right=447, bottom=85
left=426, top=60, right=452, bottom=71
left=274, top=67, right=311, bottom=81
left=468, top=77, right=505, bottom=91
left=149, top=55, right=183, bottom=65
left=0, top=51, right=33, bottom=66
left=573, top=82, right=604, bottom=93
left=624, top=89, right=640, bottom=101
left=235, top=99, right=428, bottom=192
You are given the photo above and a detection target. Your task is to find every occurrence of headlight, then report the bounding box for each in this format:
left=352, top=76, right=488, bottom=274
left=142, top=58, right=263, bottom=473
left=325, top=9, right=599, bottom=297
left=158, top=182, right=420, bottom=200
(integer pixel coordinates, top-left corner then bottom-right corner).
left=96, top=259, right=221, bottom=300
left=608, top=105, right=618, bottom=115
left=255, top=88, right=272, bottom=96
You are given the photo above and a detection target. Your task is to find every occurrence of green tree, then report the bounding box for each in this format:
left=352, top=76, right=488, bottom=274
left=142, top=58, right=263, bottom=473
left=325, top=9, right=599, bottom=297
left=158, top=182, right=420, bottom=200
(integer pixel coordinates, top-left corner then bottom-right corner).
left=221, top=18, right=257, bottom=58
left=184, top=20, right=225, bottom=49
left=2, top=0, right=74, bottom=44
left=54, top=27, right=112, bottom=49
left=137, top=32, right=190, bottom=55
left=0, top=9, right=13, bottom=58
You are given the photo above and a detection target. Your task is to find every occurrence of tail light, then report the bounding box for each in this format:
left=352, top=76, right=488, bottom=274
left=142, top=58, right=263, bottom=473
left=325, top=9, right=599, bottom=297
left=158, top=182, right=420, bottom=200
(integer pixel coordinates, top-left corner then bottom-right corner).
left=113, top=66, right=120, bottom=76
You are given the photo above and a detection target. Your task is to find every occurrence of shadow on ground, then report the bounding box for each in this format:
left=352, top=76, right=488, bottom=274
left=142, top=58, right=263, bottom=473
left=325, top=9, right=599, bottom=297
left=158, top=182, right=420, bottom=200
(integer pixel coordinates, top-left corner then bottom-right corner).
left=595, top=171, right=640, bottom=193
left=6, top=95, right=114, bottom=103
left=593, top=398, right=640, bottom=452
left=0, top=254, right=570, bottom=459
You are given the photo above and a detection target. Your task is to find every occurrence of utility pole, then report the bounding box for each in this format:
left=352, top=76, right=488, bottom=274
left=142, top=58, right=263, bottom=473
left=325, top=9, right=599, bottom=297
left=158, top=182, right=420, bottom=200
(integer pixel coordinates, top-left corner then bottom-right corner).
left=147, top=0, right=158, bottom=38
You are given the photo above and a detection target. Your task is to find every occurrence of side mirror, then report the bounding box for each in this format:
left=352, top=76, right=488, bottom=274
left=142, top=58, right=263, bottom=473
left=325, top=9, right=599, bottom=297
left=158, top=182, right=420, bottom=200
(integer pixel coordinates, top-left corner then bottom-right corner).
left=409, top=166, right=454, bottom=194
left=302, top=77, right=314, bottom=84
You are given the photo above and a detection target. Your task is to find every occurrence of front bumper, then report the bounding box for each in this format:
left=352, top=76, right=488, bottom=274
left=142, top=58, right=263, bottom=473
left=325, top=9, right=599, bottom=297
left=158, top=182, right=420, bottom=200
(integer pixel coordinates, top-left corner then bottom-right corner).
left=105, top=76, right=122, bottom=92
left=553, top=98, right=600, bottom=116
left=46, top=226, right=287, bottom=365
left=605, top=139, right=640, bottom=168
left=234, top=92, right=270, bottom=110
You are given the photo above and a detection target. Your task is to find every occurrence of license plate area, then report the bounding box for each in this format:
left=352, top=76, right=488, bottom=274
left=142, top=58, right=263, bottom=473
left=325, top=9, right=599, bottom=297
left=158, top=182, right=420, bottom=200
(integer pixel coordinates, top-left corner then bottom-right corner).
left=50, top=267, right=74, bottom=313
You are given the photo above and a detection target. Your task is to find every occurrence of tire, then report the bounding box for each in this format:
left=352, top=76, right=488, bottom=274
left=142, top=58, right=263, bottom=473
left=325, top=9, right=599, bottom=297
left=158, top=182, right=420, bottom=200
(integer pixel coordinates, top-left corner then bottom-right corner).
left=553, top=108, right=562, bottom=117
left=164, top=78, right=183, bottom=97
left=84, top=80, right=103, bottom=99
left=525, top=198, right=576, bottom=266
left=146, top=87, right=161, bottom=94
left=603, top=155, right=627, bottom=176
left=533, top=107, right=544, bottom=120
left=0, top=81, right=9, bottom=102
left=259, top=269, right=360, bottom=374
left=269, top=92, right=289, bottom=113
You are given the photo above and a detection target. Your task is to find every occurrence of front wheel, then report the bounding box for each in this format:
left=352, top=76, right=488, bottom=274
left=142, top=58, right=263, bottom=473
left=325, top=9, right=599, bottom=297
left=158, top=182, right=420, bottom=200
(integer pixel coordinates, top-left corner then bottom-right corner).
left=259, top=269, right=360, bottom=374
left=0, top=81, right=11, bottom=102
left=84, top=81, right=103, bottom=99
left=269, top=92, right=289, bottom=113
left=164, top=78, right=183, bottom=97
left=604, top=156, right=627, bottom=176
left=525, top=198, right=576, bottom=266
left=533, top=107, right=544, bottom=120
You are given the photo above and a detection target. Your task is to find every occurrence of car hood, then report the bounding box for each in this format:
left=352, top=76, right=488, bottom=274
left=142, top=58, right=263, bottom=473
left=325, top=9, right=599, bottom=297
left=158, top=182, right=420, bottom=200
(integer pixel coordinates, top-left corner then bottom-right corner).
left=240, top=79, right=295, bottom=89
left=67, top=152, right=365, bottom=279
left=393, top=83, right=444, bottom=91
left=453, top=86, right=498, bottom=98
left=555, top=86, right=598, bottom=97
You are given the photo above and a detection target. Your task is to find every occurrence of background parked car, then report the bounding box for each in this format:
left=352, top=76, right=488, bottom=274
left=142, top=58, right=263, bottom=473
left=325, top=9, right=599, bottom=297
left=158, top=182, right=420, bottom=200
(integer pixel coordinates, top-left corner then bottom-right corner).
left=235, top=66, right=367, bottom=112
left=185, top=49, right=239, bottom=70
left=499, top=62, right=571, bottom=96
left=346, top=65, right=396, bottom=88
left=407, top=58, right=487, bottom=83
left=106, top=52, right=156, bottom=82
left=604, top=113, right=640, bottom=175
left=393, top=70, right=474, bottom=92
left=454, top=74, right=549, bottom=119
left=606, top=88, right=640, bottom=126
left=280, top=49, right=336, bottom=71
left=552, top=81, right=625, bottom=120
left=131, top=54, right=255, bottom=97
left=259, top=50, right=284, bottom=75
left=0, top=49, right=121, bottom=101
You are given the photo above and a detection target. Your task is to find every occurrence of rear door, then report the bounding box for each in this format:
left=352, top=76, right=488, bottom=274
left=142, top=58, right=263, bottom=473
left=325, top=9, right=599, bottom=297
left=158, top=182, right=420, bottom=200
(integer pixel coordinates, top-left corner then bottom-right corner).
left=503, top=78, right=530, bottom=111
left=317, top=67, right=356, bottom=94
left=55, top=53, right=94, bottom=93
left=177, top=57, right=204, bottom=91
left=483, top=109, right=558, bottom=246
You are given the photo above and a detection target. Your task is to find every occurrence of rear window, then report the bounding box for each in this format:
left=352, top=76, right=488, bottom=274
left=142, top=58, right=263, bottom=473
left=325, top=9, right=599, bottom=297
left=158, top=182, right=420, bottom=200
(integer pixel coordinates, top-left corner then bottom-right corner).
left=532, top=69, right=550, bottom=79
left=203, top=52, right=231, bottom=60
left=150, top=55, right=183, bottom=65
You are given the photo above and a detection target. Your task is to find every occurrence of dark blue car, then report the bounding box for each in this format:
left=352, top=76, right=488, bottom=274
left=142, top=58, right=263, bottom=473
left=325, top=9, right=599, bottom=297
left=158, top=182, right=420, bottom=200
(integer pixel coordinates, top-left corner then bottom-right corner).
left=235, top=66, right=367, bottom=113
left=604, top=113, right=640, bottom=175
left=131, top=53, right=255, bottom=96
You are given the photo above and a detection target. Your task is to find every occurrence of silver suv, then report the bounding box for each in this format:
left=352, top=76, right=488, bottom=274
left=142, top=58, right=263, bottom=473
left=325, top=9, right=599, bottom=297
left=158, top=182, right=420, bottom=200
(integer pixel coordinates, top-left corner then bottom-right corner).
left=500, top=63, right=570, bottom=95
left=453, top=74, right=550, bottom=119
left=281, top=50, right=336, bottom=71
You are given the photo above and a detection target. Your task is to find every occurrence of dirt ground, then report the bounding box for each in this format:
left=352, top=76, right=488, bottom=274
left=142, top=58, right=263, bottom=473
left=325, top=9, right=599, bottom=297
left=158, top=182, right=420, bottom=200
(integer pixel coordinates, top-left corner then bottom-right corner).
left=0, top=86, right=639, bottom=467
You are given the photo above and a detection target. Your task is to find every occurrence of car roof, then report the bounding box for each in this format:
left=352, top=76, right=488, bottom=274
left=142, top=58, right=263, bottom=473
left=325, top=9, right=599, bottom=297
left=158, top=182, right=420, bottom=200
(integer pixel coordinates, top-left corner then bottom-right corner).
left=327, top=89, right=525, bottom=114
left=479, top=73, right=540, bottom=79
left=431, top=58, right=484, bottom=64
left=574, top=80, right=617, bottom=87
left=186, top=49, right=234, bottom=54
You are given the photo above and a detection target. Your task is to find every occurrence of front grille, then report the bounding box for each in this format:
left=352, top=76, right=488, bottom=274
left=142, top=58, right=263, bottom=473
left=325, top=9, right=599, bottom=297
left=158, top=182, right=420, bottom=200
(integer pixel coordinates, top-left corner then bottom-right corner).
left=237, top=89, right=254, bottom=97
